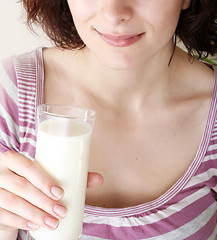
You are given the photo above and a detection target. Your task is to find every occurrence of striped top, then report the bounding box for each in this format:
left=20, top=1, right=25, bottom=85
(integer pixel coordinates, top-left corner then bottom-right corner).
left=0, top=48, right=217, bottom=240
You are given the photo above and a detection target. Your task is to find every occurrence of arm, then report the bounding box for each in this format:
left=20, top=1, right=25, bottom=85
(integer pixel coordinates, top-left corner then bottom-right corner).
left=0, top=57, right=103, bottom=240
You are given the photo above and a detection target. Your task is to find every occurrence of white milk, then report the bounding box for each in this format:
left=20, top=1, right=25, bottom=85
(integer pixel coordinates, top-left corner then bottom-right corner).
left=30, top=118, right=92, bottom=240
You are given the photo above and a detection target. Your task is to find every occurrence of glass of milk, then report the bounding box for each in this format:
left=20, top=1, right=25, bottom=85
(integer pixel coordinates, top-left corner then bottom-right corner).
left=30, top=104, right=96, bottom=240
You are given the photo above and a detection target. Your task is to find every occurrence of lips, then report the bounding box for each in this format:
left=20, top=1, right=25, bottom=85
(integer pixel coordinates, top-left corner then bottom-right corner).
left=96, top=30, right=144, bottom=47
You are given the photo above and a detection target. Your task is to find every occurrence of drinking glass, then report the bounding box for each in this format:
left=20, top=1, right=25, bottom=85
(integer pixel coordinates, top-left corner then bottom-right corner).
left=30, top=104, right=96, bottom=240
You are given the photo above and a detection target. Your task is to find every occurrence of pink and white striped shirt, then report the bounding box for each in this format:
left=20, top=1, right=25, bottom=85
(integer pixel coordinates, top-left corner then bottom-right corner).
left=0, top=48, right=217, bottom=240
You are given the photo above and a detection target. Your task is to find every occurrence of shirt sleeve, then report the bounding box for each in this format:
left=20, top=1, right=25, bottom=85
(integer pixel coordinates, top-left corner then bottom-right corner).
left=0, top=57, right=20, bottom=153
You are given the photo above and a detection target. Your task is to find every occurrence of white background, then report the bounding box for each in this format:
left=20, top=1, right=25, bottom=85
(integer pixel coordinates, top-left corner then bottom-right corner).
left=0, top=0, right=52, bottom=60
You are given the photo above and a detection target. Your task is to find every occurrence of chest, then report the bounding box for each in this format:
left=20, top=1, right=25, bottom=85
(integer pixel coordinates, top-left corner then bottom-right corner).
left=85, top=106, right=208, bottom=208
left=42, top=51, right=213, bottom=208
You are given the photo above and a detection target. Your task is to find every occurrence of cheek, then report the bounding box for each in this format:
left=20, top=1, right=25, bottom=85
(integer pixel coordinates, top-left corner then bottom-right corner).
left=137, top=0, right=182, bottom=30
left=67, top=0, right=97, bottom=22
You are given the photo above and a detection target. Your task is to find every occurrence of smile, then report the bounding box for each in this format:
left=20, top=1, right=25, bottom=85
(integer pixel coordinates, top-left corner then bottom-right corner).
left=96, top=30, right=145, bottom=47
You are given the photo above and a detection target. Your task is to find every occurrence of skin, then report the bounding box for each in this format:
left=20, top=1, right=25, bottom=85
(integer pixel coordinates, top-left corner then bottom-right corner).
left=67, top=0, right=191, bottom=70
left=0, top=151, right=103, bottom=238
left=45, top=0, right=214, bottom=207
left=0, top=0, right=215, bottom=239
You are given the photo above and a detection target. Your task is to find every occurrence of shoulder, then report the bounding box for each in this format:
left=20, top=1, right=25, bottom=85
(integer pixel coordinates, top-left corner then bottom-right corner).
left=173, top=48, right=215, bottom=98
left=0, top=56, right=19, bottom=114
left=42, top=47, right=81, bottom=73
left=1, top=47, right=43, bottom=85
left=13, top=47, right=43, bottom=79
left=0, top=48, right=43, bottom=157
left=0, top=48, right=43, bottom=107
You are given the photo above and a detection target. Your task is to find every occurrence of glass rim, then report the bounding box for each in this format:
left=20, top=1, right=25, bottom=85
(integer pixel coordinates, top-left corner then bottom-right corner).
left=37, top=104, right=96, bottom=120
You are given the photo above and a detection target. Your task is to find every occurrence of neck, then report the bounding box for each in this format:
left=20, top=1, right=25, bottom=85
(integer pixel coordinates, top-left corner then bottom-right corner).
left=78, top=46, right=187, bottom=111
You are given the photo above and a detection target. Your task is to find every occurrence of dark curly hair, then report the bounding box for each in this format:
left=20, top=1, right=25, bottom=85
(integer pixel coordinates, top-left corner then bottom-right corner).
left=21, top=0, right=217, bottom=58
left=176, top=0, right=217, bottom=58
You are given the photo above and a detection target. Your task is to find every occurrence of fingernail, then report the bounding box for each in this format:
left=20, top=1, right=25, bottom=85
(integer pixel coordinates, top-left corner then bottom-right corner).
left=51, top=186, right=64, bottom=199
left=27, top=221, right=40, bottom=230
left=44, top=216, right=59, bottom=229
left=53, top=203, right=67, bottom=218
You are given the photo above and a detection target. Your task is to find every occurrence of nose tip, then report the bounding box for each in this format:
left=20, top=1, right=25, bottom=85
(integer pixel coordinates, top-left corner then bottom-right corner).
left=102, top=1, right=132, bottom=25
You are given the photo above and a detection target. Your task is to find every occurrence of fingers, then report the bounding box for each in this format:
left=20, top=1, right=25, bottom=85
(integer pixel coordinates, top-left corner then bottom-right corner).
left=0, top=188, right=60, bottom=230
left=0, top=207, right=38, bottom=231
left=0, top=151, right=103, bottom=233
left=2, top=151, right=103, bottom=191
left=0, top=170, right=67, bottom=220
left=1, top=151, right=64, bottom=200
left=87, top=172, right=104, bottom=188
left=0, top=151, right=66, bottom=231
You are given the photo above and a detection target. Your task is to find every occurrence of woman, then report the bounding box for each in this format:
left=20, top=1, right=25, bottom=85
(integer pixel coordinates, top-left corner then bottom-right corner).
left=0, top=0, right=217, bottom=239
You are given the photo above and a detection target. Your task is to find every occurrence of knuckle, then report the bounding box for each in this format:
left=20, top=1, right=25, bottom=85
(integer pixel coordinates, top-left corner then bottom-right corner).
left=0, top=172, right=8, bottom=188
left=13, top=177, right=28, bottom=191
left=25, top=207, right=47, bottom=226
left=0, top=208, right=6, bottom=223
left=38, top=175, right=50, bottom=189
left=30, top=209, right=43, bottom=221
left=6, top=193, right=17, bottom=206
left=23, top=158, right=35, bottom=169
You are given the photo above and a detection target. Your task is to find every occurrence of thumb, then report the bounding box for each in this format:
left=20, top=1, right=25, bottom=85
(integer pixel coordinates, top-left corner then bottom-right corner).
left=87, top=172, right=104, bottom=188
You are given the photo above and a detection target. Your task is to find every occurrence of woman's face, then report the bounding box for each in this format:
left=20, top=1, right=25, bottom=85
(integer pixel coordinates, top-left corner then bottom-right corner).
left=67, top=0, right=190, bottom=70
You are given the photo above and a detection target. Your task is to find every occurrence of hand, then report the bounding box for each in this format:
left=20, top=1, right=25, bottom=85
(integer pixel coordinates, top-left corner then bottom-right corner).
left=0, top=151, right=103, bottom=235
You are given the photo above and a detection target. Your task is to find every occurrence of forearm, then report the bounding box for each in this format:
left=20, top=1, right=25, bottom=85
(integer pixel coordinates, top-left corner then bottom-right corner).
left=0, top=229, right=18, bottom=240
